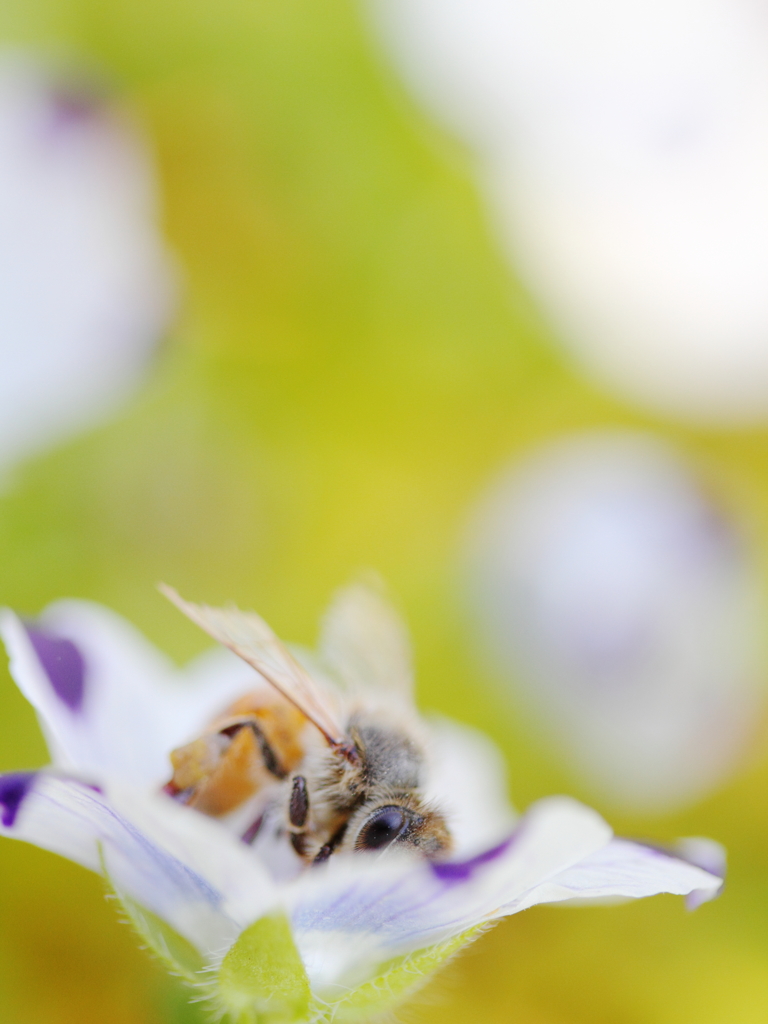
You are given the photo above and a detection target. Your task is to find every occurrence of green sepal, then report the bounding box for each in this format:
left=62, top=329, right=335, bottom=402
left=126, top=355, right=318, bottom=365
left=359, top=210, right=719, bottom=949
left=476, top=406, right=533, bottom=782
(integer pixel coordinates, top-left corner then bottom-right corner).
left=313, top=925, right=485, bottom=1023
left=103, top=834, right=482, bottom=1024
left=120, top=892, right=208, bottom=983
left=216, top=912, right=311, bottom=1024
left=100, top=851, right=207, bottom=985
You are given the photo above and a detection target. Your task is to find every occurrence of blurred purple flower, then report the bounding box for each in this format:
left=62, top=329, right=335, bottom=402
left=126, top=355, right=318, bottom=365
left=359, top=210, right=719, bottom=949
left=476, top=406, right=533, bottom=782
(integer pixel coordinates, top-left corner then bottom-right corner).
left=0, top=53, right=175, bottom=477
left=467, top=431, right=764, bottom=811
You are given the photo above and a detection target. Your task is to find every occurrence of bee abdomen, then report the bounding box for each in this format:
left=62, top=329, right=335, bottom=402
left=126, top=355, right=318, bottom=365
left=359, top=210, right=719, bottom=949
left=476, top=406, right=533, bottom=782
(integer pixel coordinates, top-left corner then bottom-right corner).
left=222, top=721, right=286, bottom=779
left=165, top=698, right=307, bottom=818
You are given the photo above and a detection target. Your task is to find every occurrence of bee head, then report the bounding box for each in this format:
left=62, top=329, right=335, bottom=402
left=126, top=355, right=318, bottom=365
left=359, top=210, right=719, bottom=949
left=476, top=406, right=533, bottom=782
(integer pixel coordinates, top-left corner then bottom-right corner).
left=348, top=795, right=452, bottom=859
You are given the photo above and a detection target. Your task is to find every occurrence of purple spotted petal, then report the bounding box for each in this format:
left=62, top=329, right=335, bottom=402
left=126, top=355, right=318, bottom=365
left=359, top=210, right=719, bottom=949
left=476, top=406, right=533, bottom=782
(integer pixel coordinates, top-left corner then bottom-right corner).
left=0, top=772, right=36, bottom=826
left=0, top=771, right=279, bottom=955
left=290, top=799, right=724, bottom=992
left=1, top=603, right=265, bottom=788
left=25, top=626, right=85, bottom=711
left=0, top=772, right=246, bottom=954
left=290, top=797, right=612, bottom=988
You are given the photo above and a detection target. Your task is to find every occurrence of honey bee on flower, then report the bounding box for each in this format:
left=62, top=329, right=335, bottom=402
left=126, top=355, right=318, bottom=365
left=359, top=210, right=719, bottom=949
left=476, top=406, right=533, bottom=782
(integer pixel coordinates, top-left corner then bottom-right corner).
left=0, top=582, right=724, bottom=1022
left=158, top=583, right=452, bottom=865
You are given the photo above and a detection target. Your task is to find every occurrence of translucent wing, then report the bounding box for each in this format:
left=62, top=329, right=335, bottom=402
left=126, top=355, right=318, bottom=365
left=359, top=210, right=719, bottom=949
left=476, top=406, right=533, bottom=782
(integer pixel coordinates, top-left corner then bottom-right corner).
left=319, top=579, right=414, bottom=701
left=159, top=585, right=347, bottom=748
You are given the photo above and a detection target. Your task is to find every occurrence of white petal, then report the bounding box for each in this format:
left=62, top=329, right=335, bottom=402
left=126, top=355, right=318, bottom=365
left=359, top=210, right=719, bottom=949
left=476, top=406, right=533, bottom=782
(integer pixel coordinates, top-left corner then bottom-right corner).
left=423, top=715, right=517, bottom=856
left=1, top=602, right=266, bottom=787
left=507, top=837, right=724, bottom=913
left=0, top=772, right=277, bottom=956
left=289, top=796, right=610, bottom=991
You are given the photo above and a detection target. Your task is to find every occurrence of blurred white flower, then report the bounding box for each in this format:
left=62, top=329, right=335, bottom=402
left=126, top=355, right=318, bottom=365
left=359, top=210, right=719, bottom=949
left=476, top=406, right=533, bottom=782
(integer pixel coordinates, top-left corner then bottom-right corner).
left=0, top=592, right=722, bottom=1021
left=371, top=0, right=768, bottom=423
left=466, top=432, right=765, bottom=812
left=0, top=53, right=175, bottom=477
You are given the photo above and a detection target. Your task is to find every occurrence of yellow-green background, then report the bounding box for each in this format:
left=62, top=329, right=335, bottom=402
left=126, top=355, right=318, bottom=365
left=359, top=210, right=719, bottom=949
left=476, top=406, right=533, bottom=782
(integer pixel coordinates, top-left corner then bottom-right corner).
left=0, top=2, right=767, bottom=1021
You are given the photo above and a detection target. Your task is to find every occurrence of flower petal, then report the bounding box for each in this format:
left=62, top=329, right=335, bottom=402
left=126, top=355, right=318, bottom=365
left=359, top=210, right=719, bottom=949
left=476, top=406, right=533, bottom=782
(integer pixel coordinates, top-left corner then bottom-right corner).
left=506, top=837, right=724, bottom=914
left=289, top=796, right=611, bottom=991
left=0, top=602, right=265, bottom=787
left=0, top=772, right=278, bottom=956
left=423, top=715, right=517, bottom=856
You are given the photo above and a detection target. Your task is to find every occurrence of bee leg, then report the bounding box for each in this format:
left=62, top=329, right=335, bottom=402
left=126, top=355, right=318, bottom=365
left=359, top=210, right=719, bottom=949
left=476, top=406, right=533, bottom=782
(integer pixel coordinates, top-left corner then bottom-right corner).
left=289, top=776, right=309, bottom=856
left=289, top=775, right=309, bottom=828
left=313, top=822, right=348, bottom=865
left=286, top=778, right=311, bottom=860
left=221, top=721, right=287, bottom=779
left=290, top=832, right=307, bottom=856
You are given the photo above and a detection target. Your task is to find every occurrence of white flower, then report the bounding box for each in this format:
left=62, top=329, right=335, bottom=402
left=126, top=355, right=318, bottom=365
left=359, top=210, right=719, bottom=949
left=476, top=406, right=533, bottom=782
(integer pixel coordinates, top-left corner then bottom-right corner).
left=371, top=0, right=768, bottom=423
left=0, top=52, right=175, bottom=478
left=466, top=431, right=764, bottom=812
left=0, top=594, right=723, bottom=1021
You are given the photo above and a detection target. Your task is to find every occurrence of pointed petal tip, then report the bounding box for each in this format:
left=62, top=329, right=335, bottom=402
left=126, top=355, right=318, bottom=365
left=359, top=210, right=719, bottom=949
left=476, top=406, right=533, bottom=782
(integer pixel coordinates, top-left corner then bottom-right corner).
left=514, top=835, right=726, bottom=916
left=675, top=837, right=726, bottom=909
left=675, top=836, right=726, bottom=880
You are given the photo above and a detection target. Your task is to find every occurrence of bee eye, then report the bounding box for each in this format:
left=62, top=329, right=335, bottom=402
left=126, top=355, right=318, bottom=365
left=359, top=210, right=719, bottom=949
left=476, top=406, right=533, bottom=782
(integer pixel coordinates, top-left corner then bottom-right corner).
left=356, top=805, right=409, bottom=851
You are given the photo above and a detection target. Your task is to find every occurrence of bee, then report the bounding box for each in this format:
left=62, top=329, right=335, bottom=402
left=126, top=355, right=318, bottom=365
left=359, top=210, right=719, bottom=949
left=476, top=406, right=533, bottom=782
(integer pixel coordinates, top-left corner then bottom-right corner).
left=159, top=582, right=452, bottom=865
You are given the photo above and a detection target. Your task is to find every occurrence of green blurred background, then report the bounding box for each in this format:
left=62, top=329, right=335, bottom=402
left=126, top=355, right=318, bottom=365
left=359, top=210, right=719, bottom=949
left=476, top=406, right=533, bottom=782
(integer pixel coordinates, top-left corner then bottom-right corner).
left=0, top=1, right=767, bottom=1021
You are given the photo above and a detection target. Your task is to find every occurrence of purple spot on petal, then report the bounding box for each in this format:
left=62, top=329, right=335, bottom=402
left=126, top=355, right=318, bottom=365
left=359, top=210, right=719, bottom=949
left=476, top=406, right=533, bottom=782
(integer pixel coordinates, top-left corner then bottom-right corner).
left=41, top=85, right=103, bottom=146
left=25, top=626, right=86, bottom=712
left=0, top=772, right=36, bottom=827
left=431, top=832, right=517, bottom=883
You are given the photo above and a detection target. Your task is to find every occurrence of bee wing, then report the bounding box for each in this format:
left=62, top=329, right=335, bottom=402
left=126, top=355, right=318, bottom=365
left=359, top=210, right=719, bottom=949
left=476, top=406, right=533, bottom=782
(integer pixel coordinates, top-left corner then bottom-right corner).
left=319, top=579, right=414, bottom=701
left=159, top=584, right=347, bottom=747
